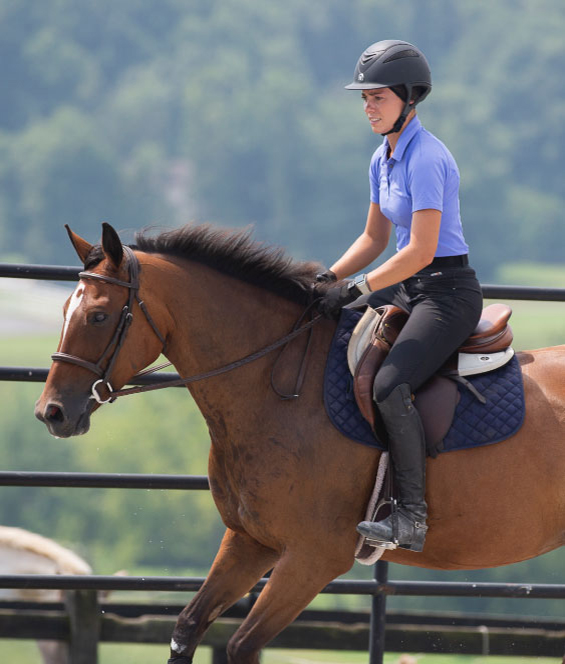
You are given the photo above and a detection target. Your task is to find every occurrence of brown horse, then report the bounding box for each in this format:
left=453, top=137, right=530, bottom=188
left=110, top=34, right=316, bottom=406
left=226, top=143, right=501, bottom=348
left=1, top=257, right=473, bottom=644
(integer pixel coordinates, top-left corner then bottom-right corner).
left=35, top=223, right=565, bottom=664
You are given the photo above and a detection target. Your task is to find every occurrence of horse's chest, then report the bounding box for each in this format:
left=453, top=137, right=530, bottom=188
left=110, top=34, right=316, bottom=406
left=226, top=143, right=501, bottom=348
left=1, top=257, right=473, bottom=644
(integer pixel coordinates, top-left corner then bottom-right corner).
left=208, top=443, right=288, bottom=537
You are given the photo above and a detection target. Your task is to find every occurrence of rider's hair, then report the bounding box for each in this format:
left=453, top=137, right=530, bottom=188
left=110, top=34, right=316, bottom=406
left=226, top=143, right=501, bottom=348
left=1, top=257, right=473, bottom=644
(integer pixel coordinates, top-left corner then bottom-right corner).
left=390, top=84, right=427, bottom=104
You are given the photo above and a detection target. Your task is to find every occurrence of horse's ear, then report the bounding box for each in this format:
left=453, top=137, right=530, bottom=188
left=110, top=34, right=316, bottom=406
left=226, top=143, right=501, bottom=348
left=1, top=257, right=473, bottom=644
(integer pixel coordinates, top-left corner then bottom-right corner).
left=65, top=225, right=93, bottom=264
left=101, top=222, right=124, bottom=269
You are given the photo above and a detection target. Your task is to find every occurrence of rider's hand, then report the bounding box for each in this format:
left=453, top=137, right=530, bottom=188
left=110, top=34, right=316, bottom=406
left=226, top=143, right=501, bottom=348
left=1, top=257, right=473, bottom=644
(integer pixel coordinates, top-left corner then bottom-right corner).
left=315, top=282, right=362, bottom=320
left=315, top=270, right=337, bottom=284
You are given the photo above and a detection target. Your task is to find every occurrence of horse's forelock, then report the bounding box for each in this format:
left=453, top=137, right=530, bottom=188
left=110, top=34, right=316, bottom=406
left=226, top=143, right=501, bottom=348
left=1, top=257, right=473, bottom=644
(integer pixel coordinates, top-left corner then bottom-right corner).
left=83, top=245, right=105, bottom=270
left=83, top=245, right=126, bottom=278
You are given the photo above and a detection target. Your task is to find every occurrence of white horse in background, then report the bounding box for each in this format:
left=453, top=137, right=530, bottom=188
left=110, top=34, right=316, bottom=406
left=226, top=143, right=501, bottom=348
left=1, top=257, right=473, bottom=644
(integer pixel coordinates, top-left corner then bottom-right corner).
left=0, top=526, right=92, bottom=664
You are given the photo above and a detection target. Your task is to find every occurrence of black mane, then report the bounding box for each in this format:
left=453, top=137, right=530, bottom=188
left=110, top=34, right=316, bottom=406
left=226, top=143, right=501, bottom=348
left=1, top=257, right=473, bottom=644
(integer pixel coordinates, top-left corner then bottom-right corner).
left=133, top=224, right=324, bottom=305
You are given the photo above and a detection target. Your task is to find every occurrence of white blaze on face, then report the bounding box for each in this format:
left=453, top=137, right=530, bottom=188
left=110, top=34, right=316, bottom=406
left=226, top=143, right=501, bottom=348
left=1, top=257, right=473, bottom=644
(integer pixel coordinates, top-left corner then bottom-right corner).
left=61, top=284, right=85, bottom=345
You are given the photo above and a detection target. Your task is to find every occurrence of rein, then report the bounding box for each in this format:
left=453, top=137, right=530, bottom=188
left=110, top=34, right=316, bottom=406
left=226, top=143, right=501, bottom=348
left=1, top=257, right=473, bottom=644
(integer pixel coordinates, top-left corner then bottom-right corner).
left=111, top=313, right=321, bottom=399
left=51, top=246, right=323, bottom=403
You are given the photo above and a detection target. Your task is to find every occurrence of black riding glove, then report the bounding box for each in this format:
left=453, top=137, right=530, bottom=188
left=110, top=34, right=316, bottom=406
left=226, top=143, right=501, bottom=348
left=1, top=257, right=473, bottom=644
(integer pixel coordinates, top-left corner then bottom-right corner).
left=316, top=281, right=362, bottom=320
left=315, top=270, right=337, bottom=284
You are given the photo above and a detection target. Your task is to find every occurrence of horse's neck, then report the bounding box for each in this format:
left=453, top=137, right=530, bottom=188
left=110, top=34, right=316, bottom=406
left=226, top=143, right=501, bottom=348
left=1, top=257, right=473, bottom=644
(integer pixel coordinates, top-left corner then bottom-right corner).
left=147, top=258, right=333, bottom=461
left=155, top=260, right=304, bottom=384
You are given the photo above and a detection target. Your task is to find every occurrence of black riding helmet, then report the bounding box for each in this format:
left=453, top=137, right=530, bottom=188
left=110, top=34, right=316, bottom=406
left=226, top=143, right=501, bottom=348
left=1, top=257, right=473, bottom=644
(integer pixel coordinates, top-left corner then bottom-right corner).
left=345, top=40, right=432, bottom=136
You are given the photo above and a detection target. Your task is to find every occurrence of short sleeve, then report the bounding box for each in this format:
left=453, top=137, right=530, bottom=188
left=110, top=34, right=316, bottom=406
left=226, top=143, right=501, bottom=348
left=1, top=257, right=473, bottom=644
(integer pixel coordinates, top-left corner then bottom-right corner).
left=407, top=144, right=450, bottom=213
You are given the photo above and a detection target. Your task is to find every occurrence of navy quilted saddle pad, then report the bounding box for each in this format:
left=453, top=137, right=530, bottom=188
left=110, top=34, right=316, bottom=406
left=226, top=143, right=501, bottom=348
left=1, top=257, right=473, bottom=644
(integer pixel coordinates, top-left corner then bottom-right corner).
left=323, top=308, right=526, bottom=452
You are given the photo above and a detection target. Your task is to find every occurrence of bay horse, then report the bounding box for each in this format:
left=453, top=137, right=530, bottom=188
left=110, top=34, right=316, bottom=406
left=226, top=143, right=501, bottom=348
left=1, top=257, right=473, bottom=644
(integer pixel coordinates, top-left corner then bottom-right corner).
left=35, top=223, right=565, bottom=664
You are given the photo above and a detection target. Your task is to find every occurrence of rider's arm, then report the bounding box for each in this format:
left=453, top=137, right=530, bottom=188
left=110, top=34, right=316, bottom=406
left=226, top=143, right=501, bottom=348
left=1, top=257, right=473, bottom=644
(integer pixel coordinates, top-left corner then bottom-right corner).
left=330, top=202, right=391, bottom=280
left=365, top=208, right=441, bottom=291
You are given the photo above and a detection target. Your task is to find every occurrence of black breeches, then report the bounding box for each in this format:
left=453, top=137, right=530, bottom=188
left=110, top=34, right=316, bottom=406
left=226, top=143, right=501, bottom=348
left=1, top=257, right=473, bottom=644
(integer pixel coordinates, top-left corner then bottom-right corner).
left=359, top=266, right=483, bottom=403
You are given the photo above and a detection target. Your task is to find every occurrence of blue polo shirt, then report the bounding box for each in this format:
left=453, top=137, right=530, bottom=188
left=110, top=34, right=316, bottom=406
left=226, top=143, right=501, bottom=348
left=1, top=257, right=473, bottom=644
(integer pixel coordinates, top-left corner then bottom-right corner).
left=369, top=116, right=469, bottom=257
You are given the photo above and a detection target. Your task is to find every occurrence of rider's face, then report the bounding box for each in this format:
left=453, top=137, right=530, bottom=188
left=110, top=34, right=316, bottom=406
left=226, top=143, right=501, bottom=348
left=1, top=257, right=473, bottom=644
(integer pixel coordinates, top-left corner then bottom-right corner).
left=361, top=87, right=405, bottom=134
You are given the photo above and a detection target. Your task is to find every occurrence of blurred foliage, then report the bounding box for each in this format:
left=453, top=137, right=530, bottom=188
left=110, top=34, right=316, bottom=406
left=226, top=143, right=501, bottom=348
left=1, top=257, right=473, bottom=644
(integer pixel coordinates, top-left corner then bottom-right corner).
left=0, top=1, right=564, bottom=277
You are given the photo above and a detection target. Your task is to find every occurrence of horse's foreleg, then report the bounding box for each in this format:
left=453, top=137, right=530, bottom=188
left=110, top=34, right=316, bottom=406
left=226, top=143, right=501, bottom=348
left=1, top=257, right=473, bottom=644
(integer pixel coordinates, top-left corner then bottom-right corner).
left=168, top=528, right=278, bottom=664
left=225, top=548, right=351, bottom=664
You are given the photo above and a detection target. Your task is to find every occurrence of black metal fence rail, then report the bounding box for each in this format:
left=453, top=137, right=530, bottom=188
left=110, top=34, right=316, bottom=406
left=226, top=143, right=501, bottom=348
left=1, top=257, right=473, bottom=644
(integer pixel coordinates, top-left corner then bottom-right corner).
left=1, top=262, right=564, bottom=663
left=0, top=470, right=209, bottom=490
left=2, top=595, right=563, bottom=660
left=0, top=573, right=564, bottom=598
left=0, top=263, right=81, bottom=280
left=2, top=260, right=565, bottom=300
left=0, top=366, right=183, bottom=385
left=5, top=599, right=565, bottom=630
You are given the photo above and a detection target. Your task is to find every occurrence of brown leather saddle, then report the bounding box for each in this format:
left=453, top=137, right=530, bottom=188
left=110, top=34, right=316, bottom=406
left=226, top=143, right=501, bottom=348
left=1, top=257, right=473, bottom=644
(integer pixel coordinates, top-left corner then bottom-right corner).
left=350, top=303, right=514, bottom=456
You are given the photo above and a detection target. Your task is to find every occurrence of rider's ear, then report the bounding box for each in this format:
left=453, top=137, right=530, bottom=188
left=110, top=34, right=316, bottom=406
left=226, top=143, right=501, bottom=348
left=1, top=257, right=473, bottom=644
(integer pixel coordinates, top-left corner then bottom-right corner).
left=101, top=222, right=124, bottom=269
left=65, top=225, right=93, bottom=264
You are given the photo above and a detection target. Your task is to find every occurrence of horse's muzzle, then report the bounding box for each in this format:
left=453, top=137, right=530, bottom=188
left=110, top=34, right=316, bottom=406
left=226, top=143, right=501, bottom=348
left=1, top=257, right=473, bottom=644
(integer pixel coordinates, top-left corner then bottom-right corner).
left=34, top=398, right=92, bottom=438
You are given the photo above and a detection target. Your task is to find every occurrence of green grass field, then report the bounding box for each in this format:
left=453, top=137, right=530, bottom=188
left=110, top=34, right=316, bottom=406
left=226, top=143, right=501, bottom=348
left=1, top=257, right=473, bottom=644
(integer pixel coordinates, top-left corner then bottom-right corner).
left=0, top=641, right=560, bottom=664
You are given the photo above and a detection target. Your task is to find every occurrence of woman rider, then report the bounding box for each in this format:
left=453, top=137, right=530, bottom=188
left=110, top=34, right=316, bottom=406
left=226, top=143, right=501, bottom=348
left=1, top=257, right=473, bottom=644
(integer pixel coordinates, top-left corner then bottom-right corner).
left=316, top=40, right=483, bottom=552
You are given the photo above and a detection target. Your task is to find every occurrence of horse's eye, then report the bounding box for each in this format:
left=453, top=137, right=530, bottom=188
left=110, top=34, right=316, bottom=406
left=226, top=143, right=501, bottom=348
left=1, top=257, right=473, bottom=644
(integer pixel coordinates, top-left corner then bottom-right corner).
left=91, top=312, right=108, bottom=324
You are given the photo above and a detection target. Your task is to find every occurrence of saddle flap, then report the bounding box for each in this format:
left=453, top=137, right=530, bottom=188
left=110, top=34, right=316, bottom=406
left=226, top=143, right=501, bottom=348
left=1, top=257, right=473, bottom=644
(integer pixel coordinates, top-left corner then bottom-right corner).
left=353, top=341, right=385, bottom=431
left=351, top=305, right=409, bottom=431
left=348, top=305, right=408, bottom=376
left=413, top=376, right=460, bottom=457
left=347, top=306, right=383, bottom=375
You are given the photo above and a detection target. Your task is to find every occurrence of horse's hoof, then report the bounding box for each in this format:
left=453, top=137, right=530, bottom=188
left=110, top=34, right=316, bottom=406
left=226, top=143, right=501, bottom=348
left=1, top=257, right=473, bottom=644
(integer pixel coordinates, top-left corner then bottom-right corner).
left=168, top=658, right=193, bottom=664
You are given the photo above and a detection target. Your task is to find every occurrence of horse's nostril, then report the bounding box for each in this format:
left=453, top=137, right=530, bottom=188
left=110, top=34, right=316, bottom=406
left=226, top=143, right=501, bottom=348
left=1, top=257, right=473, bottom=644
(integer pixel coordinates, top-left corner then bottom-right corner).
left=45, top=404, right=64, bottom=423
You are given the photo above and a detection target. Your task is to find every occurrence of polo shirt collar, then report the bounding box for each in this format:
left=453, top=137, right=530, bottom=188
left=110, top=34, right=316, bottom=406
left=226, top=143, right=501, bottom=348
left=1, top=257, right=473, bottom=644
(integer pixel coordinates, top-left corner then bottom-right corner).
left=384, top=115, right=422, bottom=162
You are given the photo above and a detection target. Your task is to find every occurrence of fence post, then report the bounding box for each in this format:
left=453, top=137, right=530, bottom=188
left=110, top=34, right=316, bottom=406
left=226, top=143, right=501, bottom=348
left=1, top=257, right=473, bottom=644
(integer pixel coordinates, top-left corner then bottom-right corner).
left=65, top=589, right=100, bottom=664
left=211, top=648, right=229, bottom=664
left=369, top=560, right=388, bottom=664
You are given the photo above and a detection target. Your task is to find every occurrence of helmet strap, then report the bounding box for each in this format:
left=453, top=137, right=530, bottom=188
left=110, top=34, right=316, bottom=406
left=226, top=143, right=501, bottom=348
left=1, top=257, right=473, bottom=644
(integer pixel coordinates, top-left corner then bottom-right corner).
left=381, top=85, right=414, bottom=137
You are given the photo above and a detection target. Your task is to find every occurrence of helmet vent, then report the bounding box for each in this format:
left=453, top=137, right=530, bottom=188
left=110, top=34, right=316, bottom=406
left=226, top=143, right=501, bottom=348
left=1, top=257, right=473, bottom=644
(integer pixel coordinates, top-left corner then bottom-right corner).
left=383, top=48, right=419, bottom=63
left=361, top=49, right=384, bottom=65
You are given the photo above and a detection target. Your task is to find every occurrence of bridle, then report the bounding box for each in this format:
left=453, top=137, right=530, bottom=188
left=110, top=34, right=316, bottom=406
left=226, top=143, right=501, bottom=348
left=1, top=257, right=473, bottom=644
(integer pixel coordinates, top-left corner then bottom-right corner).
left=51, top=246, right=167, bottom=404
left=51, top=246, right=322, bottom=404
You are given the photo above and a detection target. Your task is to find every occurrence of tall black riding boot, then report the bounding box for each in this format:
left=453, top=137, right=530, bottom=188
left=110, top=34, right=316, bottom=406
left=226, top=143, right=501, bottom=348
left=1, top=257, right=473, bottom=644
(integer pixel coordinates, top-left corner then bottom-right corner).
left=356, top=383, right=428, bottom=552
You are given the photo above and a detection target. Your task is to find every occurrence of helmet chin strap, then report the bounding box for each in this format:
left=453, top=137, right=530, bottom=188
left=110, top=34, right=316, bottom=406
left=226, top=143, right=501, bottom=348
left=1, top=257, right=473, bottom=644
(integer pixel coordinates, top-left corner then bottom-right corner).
left=380, top=86, right=415, bottom=137
left=381, top=108, right=409, bottom=136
